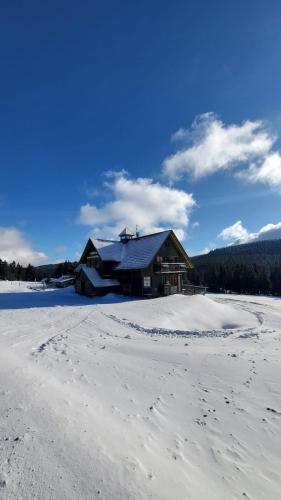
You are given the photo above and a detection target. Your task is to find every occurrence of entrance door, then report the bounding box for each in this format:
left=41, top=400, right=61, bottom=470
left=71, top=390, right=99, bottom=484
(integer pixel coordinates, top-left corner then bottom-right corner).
left=81, top=281, right=86, bottom=295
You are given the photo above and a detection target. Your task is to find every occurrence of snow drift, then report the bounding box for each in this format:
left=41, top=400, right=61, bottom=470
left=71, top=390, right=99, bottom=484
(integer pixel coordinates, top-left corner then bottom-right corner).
left=100, top=293, right=257, bottom=333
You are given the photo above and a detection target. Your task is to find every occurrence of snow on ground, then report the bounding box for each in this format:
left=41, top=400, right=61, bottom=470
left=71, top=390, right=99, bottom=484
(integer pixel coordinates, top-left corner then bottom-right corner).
left=0, top=283, right=281, bottom=499
left=0, top=281, right=38, bottom=293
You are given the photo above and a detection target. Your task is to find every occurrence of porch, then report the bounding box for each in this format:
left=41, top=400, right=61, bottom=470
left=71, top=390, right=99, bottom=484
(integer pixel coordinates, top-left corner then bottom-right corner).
left=163, top=282, right=207, bottom=296
left=181, top=284, right=207, bottom=295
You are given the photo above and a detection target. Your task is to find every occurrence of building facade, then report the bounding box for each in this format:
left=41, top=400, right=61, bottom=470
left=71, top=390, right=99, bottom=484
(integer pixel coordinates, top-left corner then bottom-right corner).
left=75, top=228, right=193, bottom=297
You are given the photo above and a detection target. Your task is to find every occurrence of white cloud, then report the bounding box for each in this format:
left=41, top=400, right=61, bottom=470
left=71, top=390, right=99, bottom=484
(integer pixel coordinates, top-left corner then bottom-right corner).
left=171, top=128, right=190, bottom=143
left=163, top=113, right=276, bottom=183
left=74, top=251, right=82, bottom=261
left=201, top=246, right=213, bottom=255
left=218, top=220, right=281, bottom=245
left=0, top=227, right=48, bottom=265
left=77, top=173, right=196, bottom=240
left=256, top=222, right=281, bottom=241
left=238, top=152, right=281, bottom=188
left=218, top=220, right=255, bottom=244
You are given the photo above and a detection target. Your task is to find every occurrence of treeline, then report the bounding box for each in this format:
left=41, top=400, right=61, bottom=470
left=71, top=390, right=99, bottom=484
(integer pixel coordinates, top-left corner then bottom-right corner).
left=192, top=239, right=281, bottom=273
left=190, top=238, right=281, bottom=296
left=0, top=259, right=77, bottom=282
left=188, top=263, right=281, bottom=296
left=0, top=260, right=36, bottom=281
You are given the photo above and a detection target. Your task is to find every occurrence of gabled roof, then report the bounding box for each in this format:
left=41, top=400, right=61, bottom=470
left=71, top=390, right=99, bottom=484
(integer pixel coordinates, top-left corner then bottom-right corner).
left=79, top=265, right=120, bottom=288
left=92, top=230, right=171, bottom=270
left=80, top=230, right=193, bottom=271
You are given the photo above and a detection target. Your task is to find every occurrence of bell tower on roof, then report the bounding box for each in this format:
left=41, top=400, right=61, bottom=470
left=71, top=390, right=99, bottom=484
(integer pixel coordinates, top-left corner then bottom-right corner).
left=118, top=227, right=134, bottom=243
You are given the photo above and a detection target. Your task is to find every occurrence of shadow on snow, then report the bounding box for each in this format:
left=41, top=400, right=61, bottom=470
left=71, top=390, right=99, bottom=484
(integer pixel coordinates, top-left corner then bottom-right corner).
left=0, top=286, right=136, bottom=310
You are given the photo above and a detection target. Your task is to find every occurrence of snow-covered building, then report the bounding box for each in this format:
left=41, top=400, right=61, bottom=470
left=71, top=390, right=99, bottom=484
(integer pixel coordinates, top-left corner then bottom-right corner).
left=75, top=228, right=193, bottom=297
left=50, top=275, right=75, bottom=288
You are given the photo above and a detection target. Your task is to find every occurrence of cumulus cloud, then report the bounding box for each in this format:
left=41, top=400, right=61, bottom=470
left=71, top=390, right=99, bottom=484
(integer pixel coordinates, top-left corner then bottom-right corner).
left=238, top=152, right=281, bottom=188
left=163, top=113, right=281, bottom=187
left=0, top=227, right=48, bottom=265
left=218, top=220, right=256, bottom=244
left=77, top=173, right=196, bottom=240
left=200, top=246, right=214, bottom=255
left=255, top=222, right=281, bottom=241
left=218, top=220, right=281, bottom=245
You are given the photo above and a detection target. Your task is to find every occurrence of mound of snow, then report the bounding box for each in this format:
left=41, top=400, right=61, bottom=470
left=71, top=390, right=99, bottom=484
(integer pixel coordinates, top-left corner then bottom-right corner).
left=102, top=294, right=257, bottom=332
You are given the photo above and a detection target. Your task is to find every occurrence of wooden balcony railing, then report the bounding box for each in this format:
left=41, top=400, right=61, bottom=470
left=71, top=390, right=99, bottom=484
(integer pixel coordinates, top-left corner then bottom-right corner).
left=181, top=284, right=207, bottom=295
left=154, top=262, right=187, bottom=273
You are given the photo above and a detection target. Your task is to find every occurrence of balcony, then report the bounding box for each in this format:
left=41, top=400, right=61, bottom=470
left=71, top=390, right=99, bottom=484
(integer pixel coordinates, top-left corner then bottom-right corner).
left=154, top=262, right=187, bottom=273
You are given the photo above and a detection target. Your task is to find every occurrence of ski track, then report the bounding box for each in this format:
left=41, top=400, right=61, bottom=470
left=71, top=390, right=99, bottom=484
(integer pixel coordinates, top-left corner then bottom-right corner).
left=103, top=312, right=253, bottom=338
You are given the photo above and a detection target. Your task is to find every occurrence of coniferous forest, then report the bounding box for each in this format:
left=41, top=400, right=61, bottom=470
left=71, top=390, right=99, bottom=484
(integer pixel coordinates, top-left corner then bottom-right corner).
left=189, top=238, right=281, bottom=296
left=0, top=260, right=77, bottom=282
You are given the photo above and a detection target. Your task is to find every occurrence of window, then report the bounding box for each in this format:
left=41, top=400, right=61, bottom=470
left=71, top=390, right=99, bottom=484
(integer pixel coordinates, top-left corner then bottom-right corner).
left=156, top=255, right=163, bottom=263
left=143, top=276, right=151, bottom=288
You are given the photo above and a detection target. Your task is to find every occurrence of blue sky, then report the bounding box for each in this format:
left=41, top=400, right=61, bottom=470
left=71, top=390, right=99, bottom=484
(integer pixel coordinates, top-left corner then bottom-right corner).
left=1, top=0, right=281, bottom=265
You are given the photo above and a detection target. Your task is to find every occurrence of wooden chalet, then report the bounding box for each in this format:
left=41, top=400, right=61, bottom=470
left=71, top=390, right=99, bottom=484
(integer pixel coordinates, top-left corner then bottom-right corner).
left=75, top=228, right=194, bottom=297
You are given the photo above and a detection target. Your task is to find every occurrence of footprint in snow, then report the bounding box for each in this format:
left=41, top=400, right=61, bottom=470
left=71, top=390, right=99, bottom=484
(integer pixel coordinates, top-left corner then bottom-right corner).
left=266, top=407, right=281, bottom=415
left=196, top=419, right=206, bottom=426
left=0, top=473, right=7, bottom=489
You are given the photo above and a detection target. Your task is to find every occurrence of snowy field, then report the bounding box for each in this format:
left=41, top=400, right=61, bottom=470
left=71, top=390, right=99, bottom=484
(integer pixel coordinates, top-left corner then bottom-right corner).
left=0, top=282, right=281, bottom=499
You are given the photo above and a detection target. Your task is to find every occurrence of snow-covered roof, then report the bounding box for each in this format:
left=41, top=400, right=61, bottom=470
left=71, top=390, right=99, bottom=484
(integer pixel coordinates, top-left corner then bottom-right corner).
left=74, top=263, right=84, bottom=273
left=93, top=239, right=118, bottom=250
left=90, top=230, right=171, bottom=270
left=115, top=231, right=170, bottom=270
left=51, top=276, right=74, bottom=284
left=80, top=265, right=120, bottom=288
left=91, top=238, right=123, bottom=261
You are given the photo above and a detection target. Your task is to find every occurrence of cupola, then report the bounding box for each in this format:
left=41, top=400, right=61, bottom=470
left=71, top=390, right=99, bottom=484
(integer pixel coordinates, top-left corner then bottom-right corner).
left=118, top=227, right=134, bottom=243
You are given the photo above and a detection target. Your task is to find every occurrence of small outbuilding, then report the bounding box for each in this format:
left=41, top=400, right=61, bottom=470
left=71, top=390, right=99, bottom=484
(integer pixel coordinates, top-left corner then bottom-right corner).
left=50, top=275, right=75, bottom=288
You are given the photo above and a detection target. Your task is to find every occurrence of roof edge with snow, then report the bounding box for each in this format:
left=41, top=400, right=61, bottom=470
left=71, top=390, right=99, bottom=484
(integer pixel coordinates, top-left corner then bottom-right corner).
left=79, top=265, right=120, bottom=288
